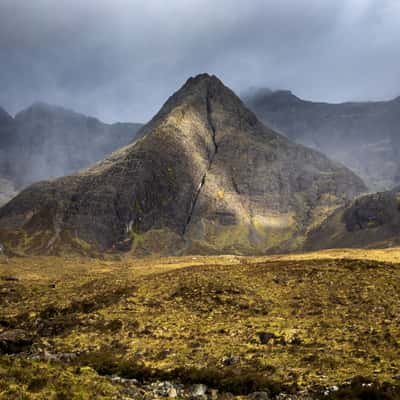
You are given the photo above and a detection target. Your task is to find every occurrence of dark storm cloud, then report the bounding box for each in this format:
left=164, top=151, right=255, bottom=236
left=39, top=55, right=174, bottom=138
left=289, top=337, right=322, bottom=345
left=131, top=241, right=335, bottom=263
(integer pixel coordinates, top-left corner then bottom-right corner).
left=0, top=0, right=399, bottom=122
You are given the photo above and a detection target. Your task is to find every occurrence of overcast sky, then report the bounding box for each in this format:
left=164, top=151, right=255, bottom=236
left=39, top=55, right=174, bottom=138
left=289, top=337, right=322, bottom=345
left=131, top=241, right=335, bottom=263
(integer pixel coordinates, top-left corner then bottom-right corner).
left=0, top=0, right=399, bottom=123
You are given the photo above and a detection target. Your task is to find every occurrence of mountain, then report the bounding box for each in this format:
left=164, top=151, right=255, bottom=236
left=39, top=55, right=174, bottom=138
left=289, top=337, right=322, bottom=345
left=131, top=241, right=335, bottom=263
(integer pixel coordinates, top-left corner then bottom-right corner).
left=0, top=107, right=13, bottom=125
left=305, top=190, right=400, bottom=250
left=0, top=178, right=17, bottom=207
left=244, top=89, right=400, bottom=191
left=0, top=74, right=366, bottom=255
left=0, top=102, right=142, bottom=190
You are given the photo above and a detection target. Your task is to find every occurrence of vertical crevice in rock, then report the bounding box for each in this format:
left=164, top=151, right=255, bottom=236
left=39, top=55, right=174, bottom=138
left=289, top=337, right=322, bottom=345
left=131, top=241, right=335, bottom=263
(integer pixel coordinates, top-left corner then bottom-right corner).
left=182, top=86, right=219, bottom=235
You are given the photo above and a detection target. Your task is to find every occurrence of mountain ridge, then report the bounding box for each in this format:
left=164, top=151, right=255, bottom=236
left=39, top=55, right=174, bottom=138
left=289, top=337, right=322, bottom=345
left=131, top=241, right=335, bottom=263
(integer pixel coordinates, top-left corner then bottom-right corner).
left=0, top=102, right=143, bottom=205
left=244, top=89, right=400, bottom=190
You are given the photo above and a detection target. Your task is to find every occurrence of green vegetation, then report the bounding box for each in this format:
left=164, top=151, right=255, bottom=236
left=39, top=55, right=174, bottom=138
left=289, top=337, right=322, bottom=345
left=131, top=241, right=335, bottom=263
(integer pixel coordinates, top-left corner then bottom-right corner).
left=1, top=252, right=400, bottom=398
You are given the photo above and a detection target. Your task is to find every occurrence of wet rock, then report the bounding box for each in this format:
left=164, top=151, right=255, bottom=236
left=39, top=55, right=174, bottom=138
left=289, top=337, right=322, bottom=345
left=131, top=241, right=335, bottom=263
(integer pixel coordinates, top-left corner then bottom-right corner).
left=0, top=329, right=33, bottom=354
left=257, top=331, right=276, bottom=345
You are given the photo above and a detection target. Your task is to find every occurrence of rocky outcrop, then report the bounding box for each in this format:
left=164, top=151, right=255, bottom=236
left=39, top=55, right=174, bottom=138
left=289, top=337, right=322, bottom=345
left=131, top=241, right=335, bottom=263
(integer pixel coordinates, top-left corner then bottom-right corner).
left=0, top=102, right=142, bottom=188
left=0, top=74, right=366, bottom=255
left=0, top=329, right=33, bottom=354
left=305, top=191, right=400, bottom=250
left=244, top=89, right=400, bottom=191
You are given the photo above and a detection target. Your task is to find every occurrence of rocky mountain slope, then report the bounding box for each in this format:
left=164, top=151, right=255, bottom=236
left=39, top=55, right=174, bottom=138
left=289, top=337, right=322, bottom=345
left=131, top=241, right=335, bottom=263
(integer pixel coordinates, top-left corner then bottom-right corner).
left=244, top=89, right=400, bottom=191
left=305, top=189, right=400, bottom=250
left=0, top=74, right=366, bottom=255
left=0, top=107, right=17, bottom=205
left=0, top=177, right=17, bottom=207
left=0, top=103, right=142, bottom=203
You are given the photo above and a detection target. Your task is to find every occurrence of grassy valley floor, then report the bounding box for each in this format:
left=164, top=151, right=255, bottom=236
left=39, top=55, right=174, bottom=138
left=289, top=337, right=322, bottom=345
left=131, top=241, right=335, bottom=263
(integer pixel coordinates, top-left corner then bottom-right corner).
left=1, top=250, right=400, bottom=399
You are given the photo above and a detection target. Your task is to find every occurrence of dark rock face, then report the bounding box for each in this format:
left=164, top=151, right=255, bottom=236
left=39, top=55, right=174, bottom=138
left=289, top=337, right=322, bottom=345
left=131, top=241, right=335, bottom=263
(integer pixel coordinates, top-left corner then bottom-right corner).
left=305, top=191, right=400, bottom=250
left=0, top=74, right=366, bottom=255
left=257, top=332, right=276, bottom=345
left=244, top=90, right=400, bottom=191
left=344, top=193, right=400, bottom=231
left=0, top=329, right=33, bottom=354
left=0, top=102, right=142, bottom=192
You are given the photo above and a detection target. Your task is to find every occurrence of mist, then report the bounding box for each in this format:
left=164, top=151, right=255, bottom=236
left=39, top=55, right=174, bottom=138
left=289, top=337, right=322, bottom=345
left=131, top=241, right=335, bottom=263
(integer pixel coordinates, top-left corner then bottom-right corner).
left=1, top=0, right=400, bottom=123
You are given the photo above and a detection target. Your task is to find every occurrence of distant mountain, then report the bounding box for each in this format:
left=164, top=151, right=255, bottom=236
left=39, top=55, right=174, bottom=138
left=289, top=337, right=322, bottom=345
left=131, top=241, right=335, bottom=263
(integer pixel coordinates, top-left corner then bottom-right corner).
left=0, top=103, right=142, bottom=205
left=0, top=107, right=13, bottom=125
left=0, top=74, right=366, bottom=255
left=244, top=90, right=400, bottom=191
left=305, top=190, right=400, bottom=250
left=0, top=178, right=17, bottom=207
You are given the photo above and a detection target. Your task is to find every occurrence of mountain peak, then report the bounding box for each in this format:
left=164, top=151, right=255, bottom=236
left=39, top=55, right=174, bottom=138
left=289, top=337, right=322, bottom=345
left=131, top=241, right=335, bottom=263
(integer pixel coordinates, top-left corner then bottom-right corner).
left=15, top=102, right=90, bottom=123
left=176, top=73, right=236, bottom=102
left=175, top=73, right=232, bottom=100
left=137, top=72, right=263, bottom=143
left=184, top=73, right=222, bottom=86
left=244, top=88, right=301, bottom=110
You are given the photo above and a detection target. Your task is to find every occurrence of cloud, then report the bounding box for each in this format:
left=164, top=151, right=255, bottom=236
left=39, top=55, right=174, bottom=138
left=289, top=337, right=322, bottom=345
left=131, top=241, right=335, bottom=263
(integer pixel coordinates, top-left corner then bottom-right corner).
left=0, top=0, right=399, bottom=122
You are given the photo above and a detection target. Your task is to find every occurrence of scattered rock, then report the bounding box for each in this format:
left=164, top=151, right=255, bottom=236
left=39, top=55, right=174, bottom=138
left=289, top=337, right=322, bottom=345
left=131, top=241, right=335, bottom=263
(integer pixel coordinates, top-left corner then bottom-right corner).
left=257, top=332, right=276, bottom=345
left=248, top=391, right=271, bottom=400
left=1, top=276, right=19, bottom=282
left=42, top=351, right=59, bottom=362
left=273, top=277, right=287, bottom=285
left=323, top=385, right=339, bottom=396
left=0, top=329, right=33, bottom=354
left=276, top=392, right=314, bottom=400
left=48, top=283, right=56, bottom=288
left=29, top=351, right=80, bottom=362
left=110, top=375, right=139, bottom=385
left=288, top=335, right=302, bottom=345
left=152, top=381, right=182, bottom=398
left=167, top=387, right=178, bottom=398
left=190, top=383, right=207, bottom=397
left=222, top=355, right=240, bottom=366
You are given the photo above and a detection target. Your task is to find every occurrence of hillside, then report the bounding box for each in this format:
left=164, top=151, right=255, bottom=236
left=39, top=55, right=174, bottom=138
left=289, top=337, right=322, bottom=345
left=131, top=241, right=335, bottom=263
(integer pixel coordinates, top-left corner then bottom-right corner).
left=244, top=90, right=400, bottom=191
left=0, top=103, right=142, bottom=199
left=305, top=190, right=400, bottom=251
left=0, top=74, right=366, bottom=256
